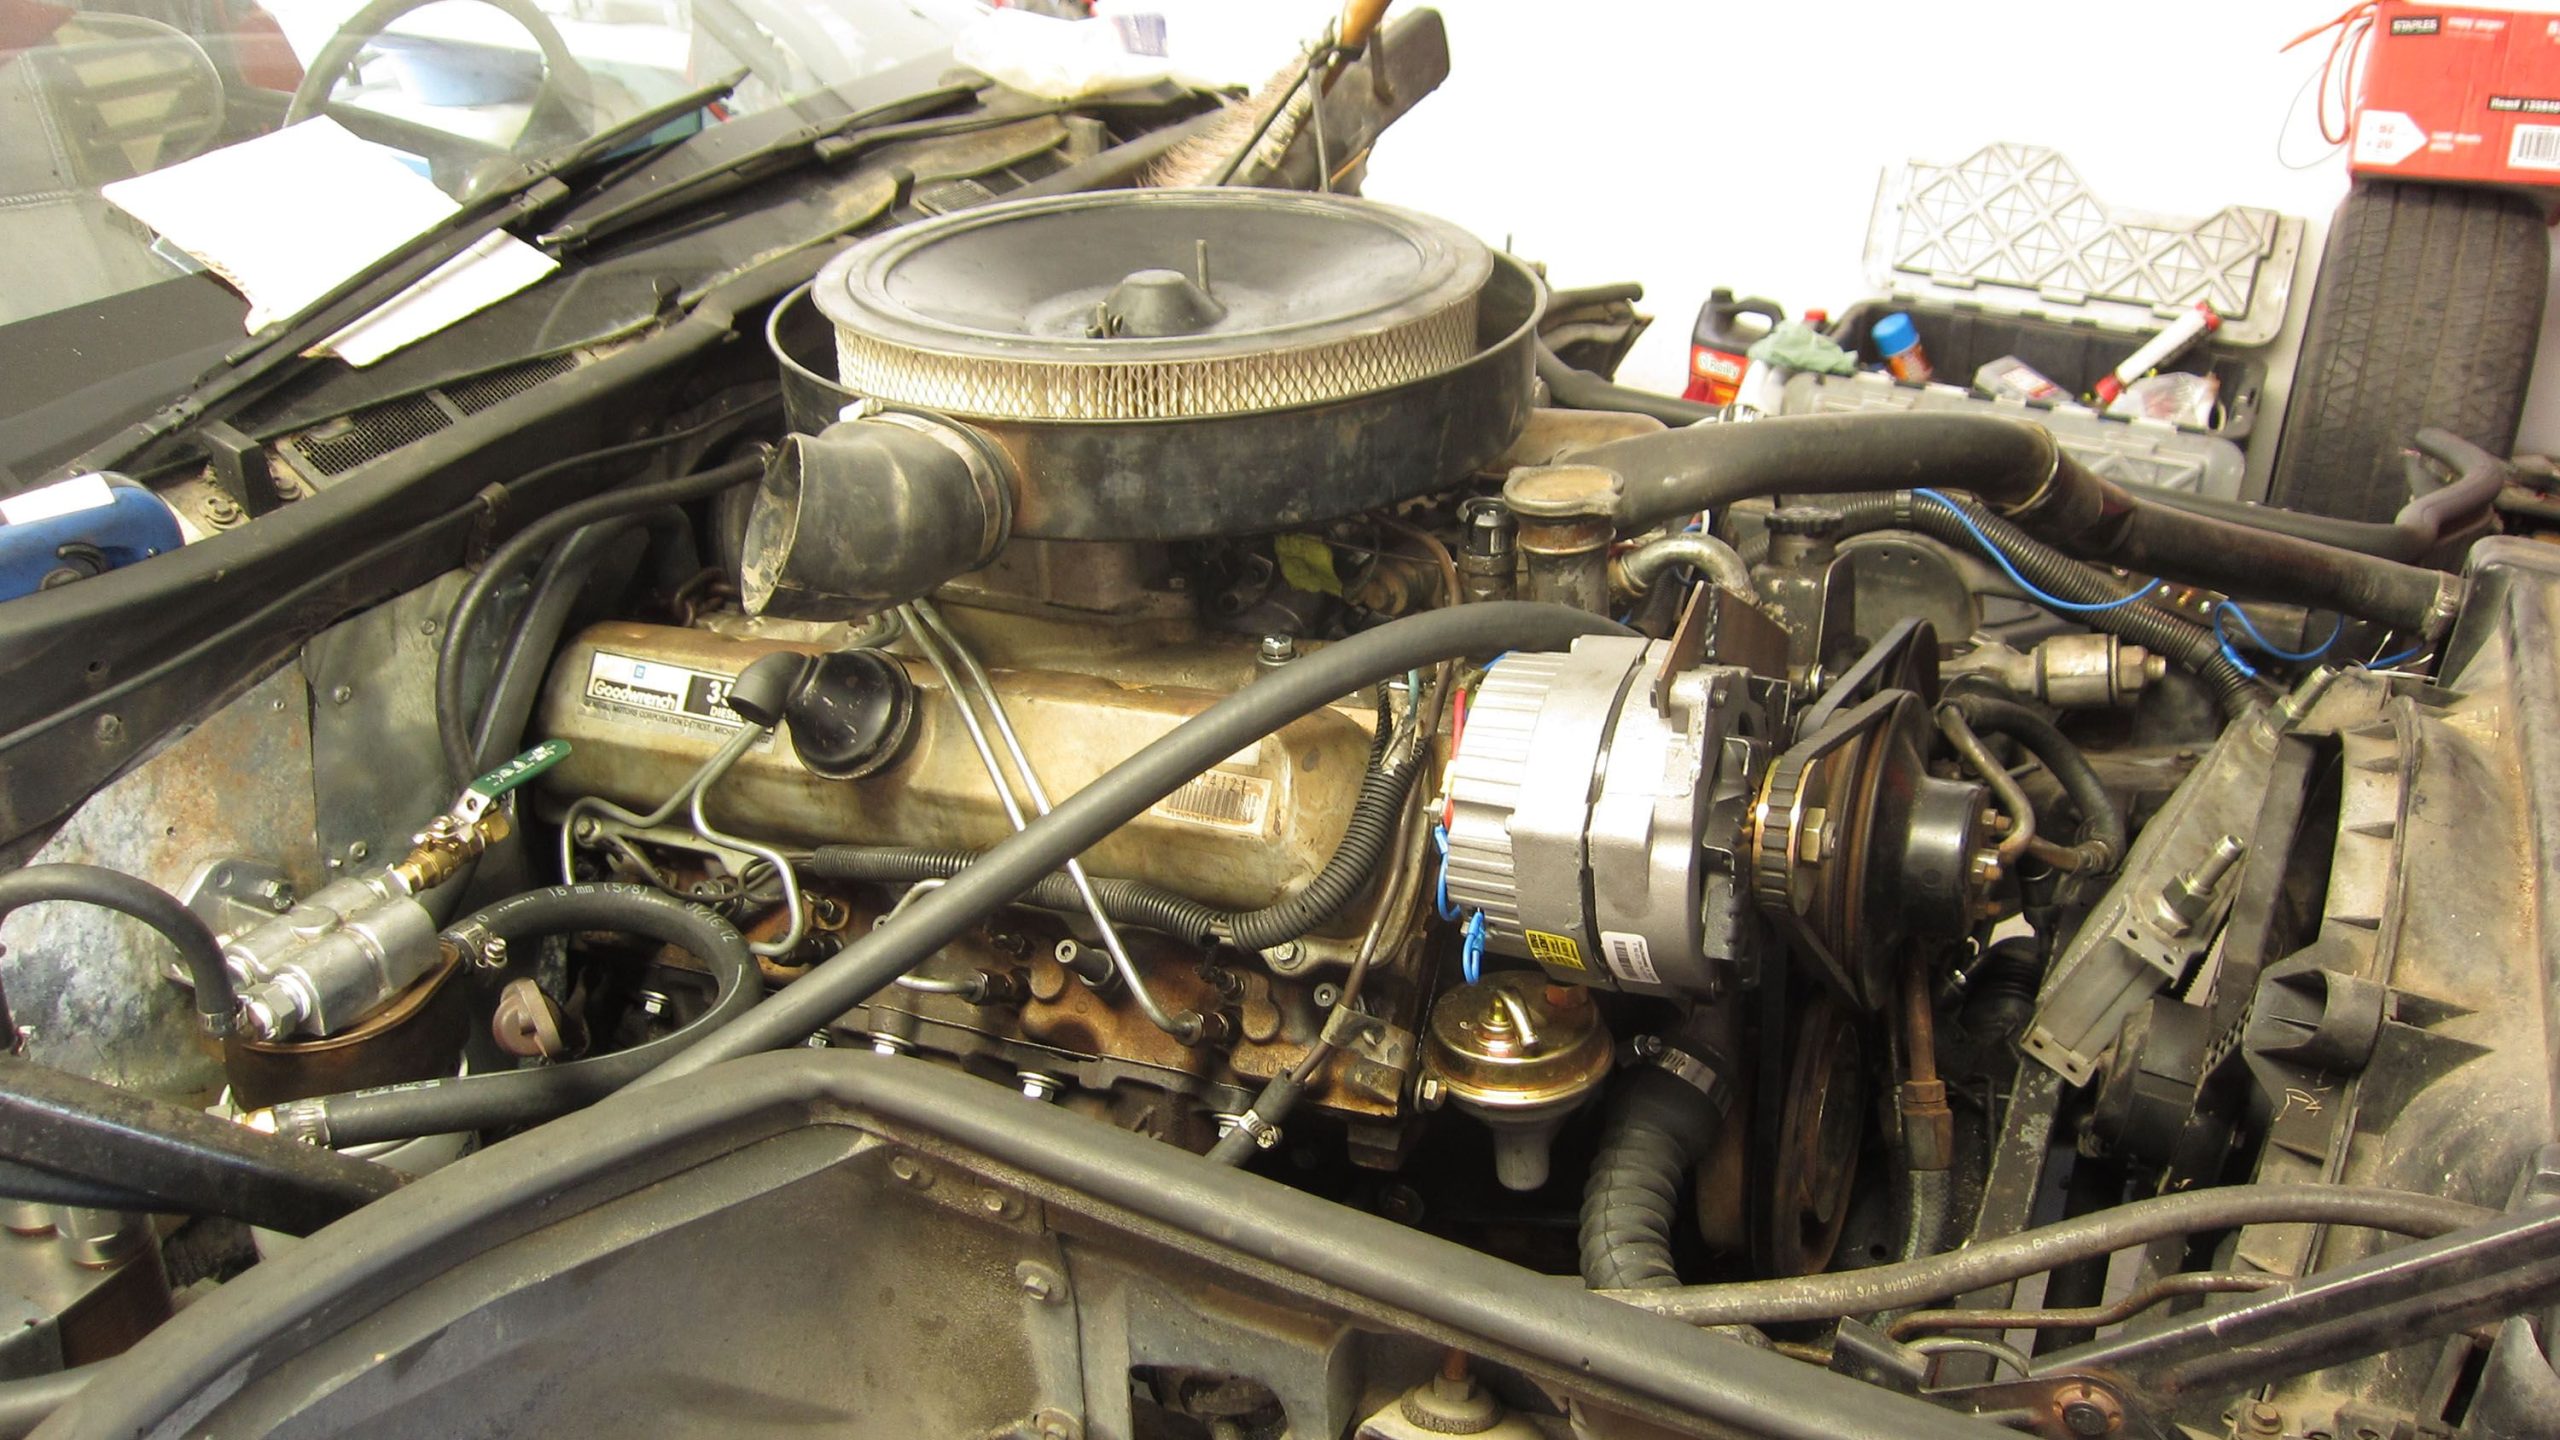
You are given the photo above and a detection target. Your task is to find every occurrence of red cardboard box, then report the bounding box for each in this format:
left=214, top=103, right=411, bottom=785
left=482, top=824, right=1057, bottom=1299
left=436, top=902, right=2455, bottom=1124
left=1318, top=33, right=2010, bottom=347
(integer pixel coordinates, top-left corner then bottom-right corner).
left=2352, top=2, right=2560, bottom=193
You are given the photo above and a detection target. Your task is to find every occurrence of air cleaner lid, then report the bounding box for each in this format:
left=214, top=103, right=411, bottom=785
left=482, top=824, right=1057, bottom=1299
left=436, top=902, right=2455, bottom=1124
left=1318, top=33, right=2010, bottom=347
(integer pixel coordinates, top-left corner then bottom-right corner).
left=812, top=187, right=1495, bottom=421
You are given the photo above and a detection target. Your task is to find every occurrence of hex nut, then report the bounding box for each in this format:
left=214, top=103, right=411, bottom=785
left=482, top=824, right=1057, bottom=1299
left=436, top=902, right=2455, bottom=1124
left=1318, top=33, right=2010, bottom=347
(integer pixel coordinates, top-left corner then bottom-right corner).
left=1014, top=1261, right=1061, bottom=1303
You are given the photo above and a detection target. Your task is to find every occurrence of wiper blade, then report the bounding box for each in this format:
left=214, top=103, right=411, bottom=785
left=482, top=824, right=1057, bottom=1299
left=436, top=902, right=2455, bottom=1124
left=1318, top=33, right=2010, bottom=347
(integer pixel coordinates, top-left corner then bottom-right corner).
left=64, top=70, right=747, bottom=480
left=224, top=69, right=751, bottom=366
left=534, top=82, right=996, bottom=252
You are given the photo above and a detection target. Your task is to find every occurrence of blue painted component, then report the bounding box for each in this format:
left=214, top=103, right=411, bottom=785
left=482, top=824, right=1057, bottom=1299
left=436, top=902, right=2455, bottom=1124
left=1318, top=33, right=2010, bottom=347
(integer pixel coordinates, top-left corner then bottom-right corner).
left=0, top=481, right=184, bottom=601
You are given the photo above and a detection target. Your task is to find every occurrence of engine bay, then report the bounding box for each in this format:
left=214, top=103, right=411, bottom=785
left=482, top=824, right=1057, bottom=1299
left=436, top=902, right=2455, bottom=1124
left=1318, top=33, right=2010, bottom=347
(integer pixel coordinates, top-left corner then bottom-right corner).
left=5, top=73, right=2558, bottom=1440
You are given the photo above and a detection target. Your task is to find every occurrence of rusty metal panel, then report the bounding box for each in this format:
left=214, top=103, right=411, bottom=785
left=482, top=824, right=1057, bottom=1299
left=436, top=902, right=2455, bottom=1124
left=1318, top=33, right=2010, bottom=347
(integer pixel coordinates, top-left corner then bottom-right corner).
left=2, top=664, right=317, bottom=1100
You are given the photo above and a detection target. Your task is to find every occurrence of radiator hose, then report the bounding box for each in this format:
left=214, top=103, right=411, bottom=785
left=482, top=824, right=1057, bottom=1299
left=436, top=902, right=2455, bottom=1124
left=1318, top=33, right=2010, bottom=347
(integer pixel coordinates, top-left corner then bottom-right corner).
left=1576, top=411, right=2463, bottom=640
left=1580, top=1017, right=1734, bottom=1290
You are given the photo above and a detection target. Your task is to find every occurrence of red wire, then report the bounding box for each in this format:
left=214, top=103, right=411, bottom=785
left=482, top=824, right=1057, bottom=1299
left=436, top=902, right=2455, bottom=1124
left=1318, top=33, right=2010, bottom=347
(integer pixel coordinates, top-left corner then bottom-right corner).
left=2284, top=1, right=2378, bottom=147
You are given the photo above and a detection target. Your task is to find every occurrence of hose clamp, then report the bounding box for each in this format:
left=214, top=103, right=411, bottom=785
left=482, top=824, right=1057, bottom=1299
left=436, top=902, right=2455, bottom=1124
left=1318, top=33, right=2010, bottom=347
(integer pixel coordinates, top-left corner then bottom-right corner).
left=265, top=1100, right=332, bottom=1148
left=2424, top=573, right=2468, bottom=644
left=1229, top=1108, right=1283, bottom=1150
left=1631, top=1034, right=1732, bottom=1113
left=1982, top=433, right=2063, bottom=520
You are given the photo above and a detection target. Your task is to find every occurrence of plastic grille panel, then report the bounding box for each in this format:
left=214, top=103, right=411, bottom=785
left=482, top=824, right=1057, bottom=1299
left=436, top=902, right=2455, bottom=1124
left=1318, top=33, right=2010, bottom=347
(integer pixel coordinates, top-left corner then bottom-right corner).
left=282, top=393, right=451, bottom=477
left=445, top=353, right=577, bottom=416
left=1869, top=143, right=2302, bottom=345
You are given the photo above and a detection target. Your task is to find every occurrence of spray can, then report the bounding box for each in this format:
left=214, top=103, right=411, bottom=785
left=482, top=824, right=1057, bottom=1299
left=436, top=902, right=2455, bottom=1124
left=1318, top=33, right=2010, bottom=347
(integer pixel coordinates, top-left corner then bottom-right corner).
left=1872, top=312, right=1934, bottom=384
left=2092, top=302, right=2220, bottom=407
left=1683, top=289, right=1787, bottom=406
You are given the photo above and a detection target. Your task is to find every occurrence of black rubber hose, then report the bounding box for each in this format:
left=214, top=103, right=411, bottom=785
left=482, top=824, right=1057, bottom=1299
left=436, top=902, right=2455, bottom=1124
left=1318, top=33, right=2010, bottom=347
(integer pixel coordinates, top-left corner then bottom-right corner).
left=0, top=863, right=235, bottom=1037
left=1573, top=411, right=2459, bottom=637
left=807, top=846, right=1225, bottom=947
left=1535, top=338, right=1720, bottom=427
left=1818, top=492, right=2262, bottom=717
left=0, top=1158, right=160, bottom=1213
left=1942, top=692, right=2129, bottom=864
left=1225, top=747, right=1423, bottom=951
left=2126, top=428, right=2504, bottom=564
left=436, top=454, right=764, bottom=790
left=467, top=515, right=641, bottom=773
left=275, top=884, right=757, bottom=1147
left=1581, top=1066, right=1728, bottom=1289
left=0, top=1365, right=92, bottom=1440
left=1203, top=1072, right=1304, bottom=1166
left=805, top=748, right=1423, bottom=954
left=1608, top=1184, right=2495, bottom=1327
left=644, top=603, right=1632, bottom=1081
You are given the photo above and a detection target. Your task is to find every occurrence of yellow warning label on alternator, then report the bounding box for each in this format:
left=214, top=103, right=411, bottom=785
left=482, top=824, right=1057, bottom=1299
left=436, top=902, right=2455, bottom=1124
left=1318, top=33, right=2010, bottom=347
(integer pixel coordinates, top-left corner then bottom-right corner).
left=1524, top=930, right=1586, bottom=970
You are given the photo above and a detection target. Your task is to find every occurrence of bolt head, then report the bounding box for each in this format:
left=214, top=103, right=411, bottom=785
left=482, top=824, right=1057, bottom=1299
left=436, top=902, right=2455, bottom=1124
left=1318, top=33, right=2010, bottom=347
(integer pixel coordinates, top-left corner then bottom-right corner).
left=1014, top=1261, right=1059, bottom=1302
left=2052, top=1383, right=2120, bottom=1437
left=330, top=684, right=353, bottom=704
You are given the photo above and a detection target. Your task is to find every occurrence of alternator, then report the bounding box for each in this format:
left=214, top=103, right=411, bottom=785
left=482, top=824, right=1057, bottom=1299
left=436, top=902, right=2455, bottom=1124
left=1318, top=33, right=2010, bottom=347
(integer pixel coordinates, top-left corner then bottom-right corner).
left=1445, top=624, right=2002, bottom=1010
left=1441, top=636, right=1775, bottom=996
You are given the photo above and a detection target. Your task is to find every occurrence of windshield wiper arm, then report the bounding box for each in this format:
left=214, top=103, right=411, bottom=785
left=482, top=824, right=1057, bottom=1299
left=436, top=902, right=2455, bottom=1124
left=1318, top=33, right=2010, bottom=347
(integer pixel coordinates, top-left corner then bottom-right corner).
left=534, top=82, right=994, bottom=252
left=63, top=70, right=747, bottom=481
left=224, top=69, right=751, bottom=366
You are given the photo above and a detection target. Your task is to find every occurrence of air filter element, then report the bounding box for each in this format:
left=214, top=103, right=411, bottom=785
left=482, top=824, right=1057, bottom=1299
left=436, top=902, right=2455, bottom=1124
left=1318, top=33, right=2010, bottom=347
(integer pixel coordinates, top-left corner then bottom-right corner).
left=788, top=189, right=1542, bottom=541
left=813, top=189, right=1493, bottom=422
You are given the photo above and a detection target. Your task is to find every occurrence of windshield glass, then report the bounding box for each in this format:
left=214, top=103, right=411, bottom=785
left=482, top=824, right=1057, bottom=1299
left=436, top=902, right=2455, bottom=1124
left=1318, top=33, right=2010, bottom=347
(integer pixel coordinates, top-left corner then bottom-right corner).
left=0, top=0, right=977, bottom=327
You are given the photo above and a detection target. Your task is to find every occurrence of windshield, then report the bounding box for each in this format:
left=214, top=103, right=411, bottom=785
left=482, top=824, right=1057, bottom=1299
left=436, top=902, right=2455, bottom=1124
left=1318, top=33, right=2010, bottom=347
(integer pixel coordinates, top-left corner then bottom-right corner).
left=0, top=0, right=979, bottom=327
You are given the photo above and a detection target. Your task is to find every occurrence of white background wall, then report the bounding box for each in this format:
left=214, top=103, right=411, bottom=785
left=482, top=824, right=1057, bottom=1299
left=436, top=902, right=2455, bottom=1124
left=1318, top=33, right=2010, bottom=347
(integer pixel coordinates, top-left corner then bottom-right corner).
left=1334, top=2, right=2560, bottom=492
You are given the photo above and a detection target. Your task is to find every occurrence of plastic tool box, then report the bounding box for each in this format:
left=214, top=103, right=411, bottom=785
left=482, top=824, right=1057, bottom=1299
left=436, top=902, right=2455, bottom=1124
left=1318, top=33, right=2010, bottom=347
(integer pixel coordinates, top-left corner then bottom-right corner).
left=1778, top=143, right=2305, bottom=498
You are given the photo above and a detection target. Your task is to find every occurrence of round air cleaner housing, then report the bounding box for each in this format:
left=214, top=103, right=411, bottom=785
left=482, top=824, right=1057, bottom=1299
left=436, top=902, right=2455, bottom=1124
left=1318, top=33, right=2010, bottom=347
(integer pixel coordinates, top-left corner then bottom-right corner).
left=806, top=188, right=1542, bottom=541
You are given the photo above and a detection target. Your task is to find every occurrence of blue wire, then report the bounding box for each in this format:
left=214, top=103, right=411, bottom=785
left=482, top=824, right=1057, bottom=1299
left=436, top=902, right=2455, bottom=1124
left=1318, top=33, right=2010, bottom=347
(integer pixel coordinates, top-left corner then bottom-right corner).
left=1431, top=822, right=1460, bottom=921
left=2371, top=643, right=2425, bottom=668
left=2214, top=601, right=2341, bottom=663
left=1461, top=910, right=1487, bottom=984
left=1910, top=488, right=2158, bottom=613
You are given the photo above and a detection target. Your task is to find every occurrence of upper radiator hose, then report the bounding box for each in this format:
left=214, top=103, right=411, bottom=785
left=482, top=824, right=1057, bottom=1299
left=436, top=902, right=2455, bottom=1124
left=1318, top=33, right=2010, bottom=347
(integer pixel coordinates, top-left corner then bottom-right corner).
left=1576, top=411, right=2465, bottom=641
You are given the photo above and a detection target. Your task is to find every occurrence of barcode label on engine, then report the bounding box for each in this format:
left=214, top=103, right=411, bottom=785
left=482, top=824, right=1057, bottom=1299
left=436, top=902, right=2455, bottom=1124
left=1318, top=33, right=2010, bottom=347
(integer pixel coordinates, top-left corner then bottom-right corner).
left=2511, top=124, right=2560, bottom=170
left=1600, top=931, right=1661, bottom=986
left=1152, top=770, right=1272, bottom=832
